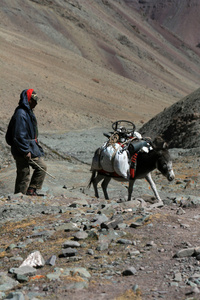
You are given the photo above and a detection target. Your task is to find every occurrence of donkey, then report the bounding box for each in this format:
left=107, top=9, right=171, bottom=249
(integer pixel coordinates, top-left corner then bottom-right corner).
left=88, top=137, right=175, bottom=206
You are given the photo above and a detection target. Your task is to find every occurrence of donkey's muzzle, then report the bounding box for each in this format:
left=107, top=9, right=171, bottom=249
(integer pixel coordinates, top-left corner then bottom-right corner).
left=168, top=170, right=175, bottom=181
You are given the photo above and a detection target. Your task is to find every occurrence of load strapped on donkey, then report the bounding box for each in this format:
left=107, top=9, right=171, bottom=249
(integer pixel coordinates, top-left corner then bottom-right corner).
left=91, top=120, right=151, bottom=180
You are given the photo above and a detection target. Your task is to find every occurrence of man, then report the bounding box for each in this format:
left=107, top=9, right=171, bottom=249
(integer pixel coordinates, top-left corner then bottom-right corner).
left=5, top=89, right=47, bottom=195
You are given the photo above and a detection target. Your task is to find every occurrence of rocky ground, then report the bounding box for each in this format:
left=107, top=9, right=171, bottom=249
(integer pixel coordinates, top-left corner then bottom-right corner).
left=0, top=128, right=200, bottom=300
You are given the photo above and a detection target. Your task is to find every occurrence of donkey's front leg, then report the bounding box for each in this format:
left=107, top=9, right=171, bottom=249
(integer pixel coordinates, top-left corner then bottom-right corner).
left=145, top=173, right=163, bottom=206
left=128, top=179, right=135, bottom=201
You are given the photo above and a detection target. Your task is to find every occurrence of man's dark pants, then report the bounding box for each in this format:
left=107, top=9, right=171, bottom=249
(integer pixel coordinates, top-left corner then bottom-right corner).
left=14, top=156, right=47, bottom=194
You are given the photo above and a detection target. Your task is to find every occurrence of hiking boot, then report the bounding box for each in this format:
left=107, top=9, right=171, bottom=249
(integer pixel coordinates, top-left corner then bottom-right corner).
left=26, top=187, right=38, bottom=196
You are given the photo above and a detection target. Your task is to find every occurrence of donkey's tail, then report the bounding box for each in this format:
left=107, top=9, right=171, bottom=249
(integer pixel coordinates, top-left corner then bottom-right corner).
left=87, top=170, right=96, bottom=189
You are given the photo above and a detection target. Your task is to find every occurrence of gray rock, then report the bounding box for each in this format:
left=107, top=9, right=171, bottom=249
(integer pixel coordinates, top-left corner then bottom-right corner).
left=0, top=272, right=19, bottom=292
left=61, top=247, right=78, bottom=257
left=3, top=291, right=25, bottom=300
left=99, top=229, right=121, bottom=244
left=45, top=255, right=57, bottom=266
left=176, top=207, right=186, bottom=215
left=196, top=254, right=200, bottom=261
left=73, top=231, right=88, bottom=240
left=69, top=199, right=88, bottom=207
left=194, top=247, right=200, bottom=255
left=122, top=267, right=137, bottom=276
left=87, top=249, right=94, bottom=255
left=64, top=281, right=88, bottom=290
left=30, top=230, right=54, bottom=239
left=0, top=292, right=6, bottom=299
left=117, top=239, right=133, bottom=245
left=46, top=269, right=61, bottom=281
left=6, top=244, right=17, bottom=250
left=173, top=272, right=182, bottom=282
left=9, top=256, right=23, bottom=262
left=91, top=214, right=109, bottom=227
left=96, top=242, right=109, bottom=251
left=63, top=267, right=91, bottom=279
left=16, top=274, right=29, bottom=283
left=11, top=266, right=37, bottom=277
left=101, top=216, right=124, bottom=229
left=185, top=286, right=200, bottom=295
left=174, top=247, right=195, bottom=258
left=62, top=241, right=80, bottom=248
left=63, top=222, right=79, bottom=232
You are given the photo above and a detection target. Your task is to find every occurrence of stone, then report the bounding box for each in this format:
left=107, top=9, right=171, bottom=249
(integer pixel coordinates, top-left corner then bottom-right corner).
left=176, top=207, right=186, bottom=215
left=64, top=267, right=91, bottom=279
left=122, top=267, right=137, bottom=276
left=173, top=272, right=182, bottom=282
left=117, top=239, right=133, bottom=245
left=63, top=223, right=79, bottom=232
left=62, top=241, right=80, bottom=248
left=101, top=216, right=124, bottom=229
left=0, top=272, right=19, bottom=292
left=87, top=249, right=94, bottom=255
left=20, top=251, right=45, bottom=268
left=30, top=230, right=54, bottom=238
left=69, top=199, right=88, bottom=207
left=73, top=231, right=88, bottom=240
left=174, top=248, right=195, bottom=258
left=194, top=247, right=200, bottom=255
left=96, top=242, right=109, bottom=251
left=60, top=248, right=77, bottom=257
left=196, top=254, right=200, bottom=261
left=16, top=274, right=29, bottom=283
left=99, top=229, right=121, bottom=244
left=11, top=266, right=37, bottom=277
left=64, top=281, right=88, bottom=290
left=6, top=244, right=17, bottom=250
left=91, top=214, right=109, bottom=227
left=45, top=255, right=57, bottom=266
left=3, top=291, right=25, bottom=300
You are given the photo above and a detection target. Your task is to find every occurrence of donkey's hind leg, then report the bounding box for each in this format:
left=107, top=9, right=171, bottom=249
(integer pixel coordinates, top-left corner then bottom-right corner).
left=101, top=177, right=111, bottom=200
left=93, top=173, right=105, bottom=198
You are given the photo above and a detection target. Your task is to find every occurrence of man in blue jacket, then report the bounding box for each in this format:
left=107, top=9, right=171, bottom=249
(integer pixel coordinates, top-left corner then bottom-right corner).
left=6, top=89, right=47, bottom=196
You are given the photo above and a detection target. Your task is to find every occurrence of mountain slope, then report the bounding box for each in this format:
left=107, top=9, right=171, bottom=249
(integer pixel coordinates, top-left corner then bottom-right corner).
left=140, top=87, right=200, bottom=148
left=0, top=0, right=200, bottom=134
left=131, top=0, right=200, bottom=51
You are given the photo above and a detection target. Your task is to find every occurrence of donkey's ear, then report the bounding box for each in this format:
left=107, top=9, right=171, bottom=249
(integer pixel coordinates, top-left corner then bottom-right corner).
left=153, top=136, right=167, bottom=149
left=163, top=142, right=168, bottom=149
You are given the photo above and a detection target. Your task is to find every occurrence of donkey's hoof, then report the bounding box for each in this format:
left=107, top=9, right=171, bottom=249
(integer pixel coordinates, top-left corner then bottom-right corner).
left=151, top=202, right=164, bottom=209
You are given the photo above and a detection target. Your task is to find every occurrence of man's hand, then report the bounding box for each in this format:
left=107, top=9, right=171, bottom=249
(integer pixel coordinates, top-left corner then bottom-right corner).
left=25, top=152, right=31, bottom=160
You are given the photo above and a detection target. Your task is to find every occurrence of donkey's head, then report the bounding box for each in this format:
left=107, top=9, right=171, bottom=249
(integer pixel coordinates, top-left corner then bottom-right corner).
left=153, top=137, right=175, bottom=182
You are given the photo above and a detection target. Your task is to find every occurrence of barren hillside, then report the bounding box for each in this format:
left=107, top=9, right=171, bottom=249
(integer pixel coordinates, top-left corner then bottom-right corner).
left=1, top=0, right=200, bottom=134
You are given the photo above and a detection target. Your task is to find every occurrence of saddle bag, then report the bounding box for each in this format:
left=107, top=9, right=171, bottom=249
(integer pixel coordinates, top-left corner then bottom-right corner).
left=113, top=148, right=130, bottom=179
left=100, top=143, right=120, bottom=172
left=91, top=147, right=102, bottom=170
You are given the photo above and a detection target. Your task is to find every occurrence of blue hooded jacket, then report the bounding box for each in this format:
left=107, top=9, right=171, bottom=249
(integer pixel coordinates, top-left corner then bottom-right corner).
left=6, top=89, right=44, bottom=158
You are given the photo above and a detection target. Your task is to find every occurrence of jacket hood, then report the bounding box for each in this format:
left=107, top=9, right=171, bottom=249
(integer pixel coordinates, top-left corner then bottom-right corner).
left=18, top=89, right=34, bottom=110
